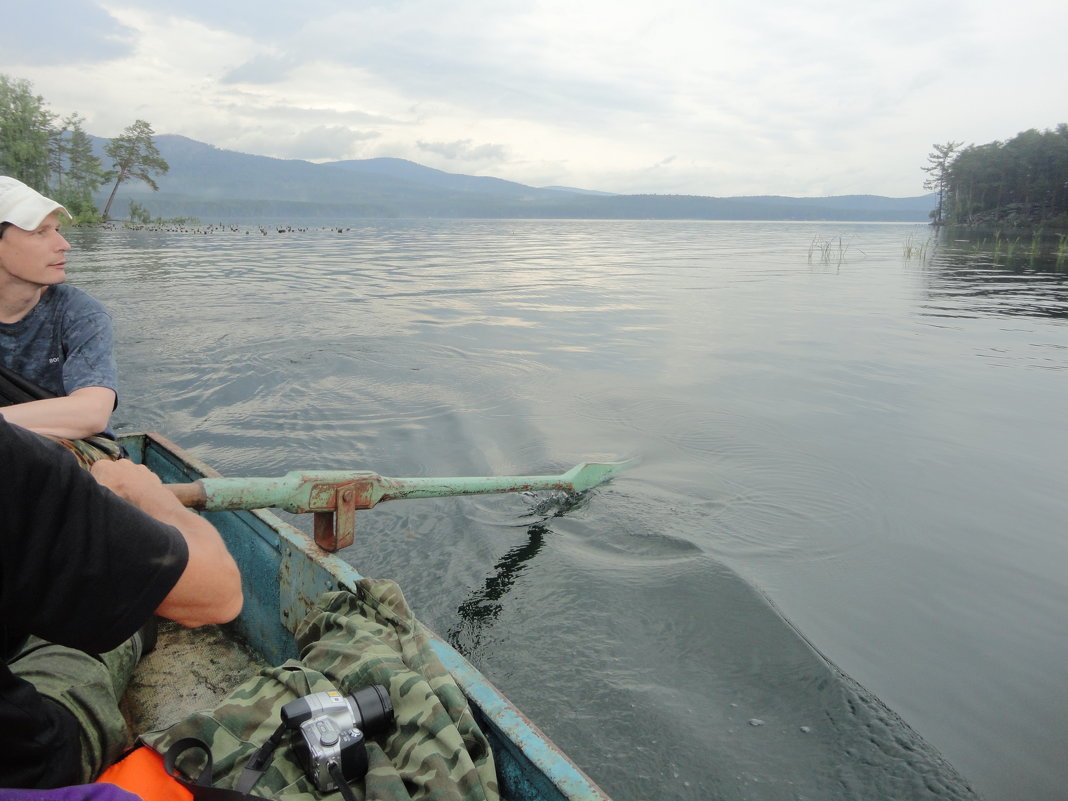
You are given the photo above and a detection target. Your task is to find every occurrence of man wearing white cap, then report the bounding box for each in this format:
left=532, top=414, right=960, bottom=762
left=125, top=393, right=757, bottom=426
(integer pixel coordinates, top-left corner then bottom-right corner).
left=0, top=176, right=117, bottom=442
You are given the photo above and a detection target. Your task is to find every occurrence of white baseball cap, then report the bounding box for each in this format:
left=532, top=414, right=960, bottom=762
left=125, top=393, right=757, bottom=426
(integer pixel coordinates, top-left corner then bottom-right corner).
left=0, top=176, right=71, bottom=230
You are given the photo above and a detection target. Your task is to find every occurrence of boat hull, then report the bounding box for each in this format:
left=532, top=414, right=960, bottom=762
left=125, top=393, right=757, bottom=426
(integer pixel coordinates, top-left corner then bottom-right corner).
left=121, top=432, right=610, bottom=801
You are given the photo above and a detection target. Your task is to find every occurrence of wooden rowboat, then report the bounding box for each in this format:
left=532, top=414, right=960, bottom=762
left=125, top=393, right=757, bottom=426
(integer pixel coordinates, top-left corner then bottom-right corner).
left=120, top=431, right=614, bottom=801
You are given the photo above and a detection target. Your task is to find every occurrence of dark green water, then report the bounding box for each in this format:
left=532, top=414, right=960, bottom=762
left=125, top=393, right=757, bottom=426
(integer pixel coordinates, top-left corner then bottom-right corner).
left=66, top=220, right=1068, bottom=800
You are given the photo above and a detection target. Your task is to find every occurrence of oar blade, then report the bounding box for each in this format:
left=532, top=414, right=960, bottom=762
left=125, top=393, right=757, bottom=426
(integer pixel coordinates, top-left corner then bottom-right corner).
left=560, top=457, right=641, bottom=493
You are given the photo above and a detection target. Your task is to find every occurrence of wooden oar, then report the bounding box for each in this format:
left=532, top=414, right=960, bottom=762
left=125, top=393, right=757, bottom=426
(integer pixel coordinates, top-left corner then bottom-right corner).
left=167, top=458, right=639, bottom=551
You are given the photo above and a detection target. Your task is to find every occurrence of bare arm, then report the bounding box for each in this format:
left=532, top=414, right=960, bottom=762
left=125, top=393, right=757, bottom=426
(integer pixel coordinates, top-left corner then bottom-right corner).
left=0, top=386, right=116, bottom=439
left=90, top=458, right=244, bottom=627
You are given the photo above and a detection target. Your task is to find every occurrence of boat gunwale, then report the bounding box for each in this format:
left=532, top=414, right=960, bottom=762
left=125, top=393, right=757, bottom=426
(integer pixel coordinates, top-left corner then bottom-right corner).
left=122, top=431, right=612, bottom=801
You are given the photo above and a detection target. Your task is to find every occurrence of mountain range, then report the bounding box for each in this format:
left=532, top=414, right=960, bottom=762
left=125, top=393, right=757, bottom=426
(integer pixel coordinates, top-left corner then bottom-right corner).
left=95, top=134, right=937, bottom=223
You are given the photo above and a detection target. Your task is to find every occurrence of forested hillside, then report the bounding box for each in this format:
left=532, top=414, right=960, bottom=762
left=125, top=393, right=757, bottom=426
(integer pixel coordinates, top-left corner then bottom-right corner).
left=935, top=126, right=1068, bottom=228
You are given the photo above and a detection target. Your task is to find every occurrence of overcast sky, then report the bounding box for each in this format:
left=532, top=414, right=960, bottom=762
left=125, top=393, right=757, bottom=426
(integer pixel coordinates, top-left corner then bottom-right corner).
left=3, top=1, right=1065, bottom=198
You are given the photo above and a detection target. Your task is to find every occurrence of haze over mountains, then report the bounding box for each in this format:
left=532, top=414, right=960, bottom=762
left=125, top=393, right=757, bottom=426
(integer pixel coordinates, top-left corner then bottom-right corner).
left=97, top=135, right=936, bottom=222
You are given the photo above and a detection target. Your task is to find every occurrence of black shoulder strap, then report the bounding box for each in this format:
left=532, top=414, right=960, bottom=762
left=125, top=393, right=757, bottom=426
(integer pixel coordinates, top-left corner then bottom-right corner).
left=0, top=362, right=121, bottom=454
left=0, top=362, right=55, bottom=406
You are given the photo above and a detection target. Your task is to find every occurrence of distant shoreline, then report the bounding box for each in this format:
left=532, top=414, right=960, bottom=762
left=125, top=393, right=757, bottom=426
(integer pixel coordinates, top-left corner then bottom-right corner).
left=91, top=134, right=938, bottom=225
left=79, top=217, right=936, bottom=232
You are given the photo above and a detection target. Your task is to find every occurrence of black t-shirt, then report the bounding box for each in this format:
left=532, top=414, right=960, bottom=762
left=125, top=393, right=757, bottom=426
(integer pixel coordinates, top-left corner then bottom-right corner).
left=0, top=419, right=189, bottom=788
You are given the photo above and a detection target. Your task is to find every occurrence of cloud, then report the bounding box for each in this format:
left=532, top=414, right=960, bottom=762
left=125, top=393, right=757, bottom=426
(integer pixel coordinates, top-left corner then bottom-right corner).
left=2, top=0, right=1066, bottom=197
left=276, top=126, right=381, bottom=161
left=2, top=1, right=136, bottom=64
left=416, top=140, right=508, bottom=163
left=221, top=54, right=302, bottom=85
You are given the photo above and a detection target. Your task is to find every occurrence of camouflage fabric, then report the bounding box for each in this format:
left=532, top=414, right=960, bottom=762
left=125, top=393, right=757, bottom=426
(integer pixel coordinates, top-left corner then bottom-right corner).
left=42, top=434, right=122, bottom=469
left=10, top=634, right=142, bottom=783
left=141, top=580, right=499, bottom=801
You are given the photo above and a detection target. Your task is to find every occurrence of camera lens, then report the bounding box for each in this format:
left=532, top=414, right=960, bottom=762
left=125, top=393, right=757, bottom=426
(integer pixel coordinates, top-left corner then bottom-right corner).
left=347, top=684, right=395, bottom=738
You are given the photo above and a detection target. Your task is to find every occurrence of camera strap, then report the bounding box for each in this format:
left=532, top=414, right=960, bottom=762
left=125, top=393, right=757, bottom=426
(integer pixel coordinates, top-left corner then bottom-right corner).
left=234, top=721, right=289, bottom=794
left=161, top=737, right=273, bottom=801
left=162, top=727, right=361, bottom=801
left=234, top=722, right=361, bottom=801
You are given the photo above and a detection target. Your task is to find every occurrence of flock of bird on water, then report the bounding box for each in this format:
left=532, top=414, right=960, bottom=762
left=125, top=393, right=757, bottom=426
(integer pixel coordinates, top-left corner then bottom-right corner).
left=98, top=222, right=354, bottom=235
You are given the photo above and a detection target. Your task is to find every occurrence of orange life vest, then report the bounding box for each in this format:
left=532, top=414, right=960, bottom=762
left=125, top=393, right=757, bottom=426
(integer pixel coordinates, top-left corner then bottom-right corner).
left=95, top=747, right=192, bottom=801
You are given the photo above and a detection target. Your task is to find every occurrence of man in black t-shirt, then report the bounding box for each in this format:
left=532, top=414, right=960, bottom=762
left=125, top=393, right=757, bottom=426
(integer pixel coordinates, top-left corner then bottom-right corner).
left=0, top=418, right=243, bottom=788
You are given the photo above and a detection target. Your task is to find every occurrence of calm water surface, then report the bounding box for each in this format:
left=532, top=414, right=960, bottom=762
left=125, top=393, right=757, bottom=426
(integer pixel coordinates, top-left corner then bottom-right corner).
left=66, top=220, right=1068, bottom=801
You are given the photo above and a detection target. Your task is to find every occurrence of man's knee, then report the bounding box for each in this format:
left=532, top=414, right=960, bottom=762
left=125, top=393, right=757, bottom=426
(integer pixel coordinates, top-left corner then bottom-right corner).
left=9, top=637, right=137, bottom=782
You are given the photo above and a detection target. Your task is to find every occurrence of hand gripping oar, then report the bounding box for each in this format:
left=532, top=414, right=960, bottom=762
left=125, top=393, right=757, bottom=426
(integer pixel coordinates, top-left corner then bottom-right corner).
left=167, top=458, right=639, bottom=551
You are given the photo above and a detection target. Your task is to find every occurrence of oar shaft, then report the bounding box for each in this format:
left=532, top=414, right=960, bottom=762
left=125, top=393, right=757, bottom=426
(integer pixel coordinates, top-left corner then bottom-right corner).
left=375, top=474, right=586, bottom=502
left=166, top=459, right=639, bottom=514
left=195, top=473, right=326, bottom=512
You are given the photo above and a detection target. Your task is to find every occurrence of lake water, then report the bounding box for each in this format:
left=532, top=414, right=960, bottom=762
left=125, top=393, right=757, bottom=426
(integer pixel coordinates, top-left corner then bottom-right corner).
left=65, top=220, right=1068, bottom=801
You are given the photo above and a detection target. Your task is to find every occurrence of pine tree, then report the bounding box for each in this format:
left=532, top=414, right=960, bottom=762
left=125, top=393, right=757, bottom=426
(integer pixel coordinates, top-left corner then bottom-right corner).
left=922, top=141, right=962, bottom=225
left=0, top=74, right=55, bottom=191
left=56, top=113, right=108, bottom=222
left=101, top=119, right=169, bottom=220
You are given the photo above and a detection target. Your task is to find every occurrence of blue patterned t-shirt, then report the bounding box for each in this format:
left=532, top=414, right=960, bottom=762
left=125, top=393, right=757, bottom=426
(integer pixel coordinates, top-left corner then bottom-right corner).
left=0, top=284, right=118, bottom=433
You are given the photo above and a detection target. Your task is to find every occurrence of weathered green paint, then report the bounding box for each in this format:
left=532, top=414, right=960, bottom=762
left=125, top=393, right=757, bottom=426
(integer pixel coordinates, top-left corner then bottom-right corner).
left=181, top=459, right=638, bottom=512
left=168, top=458, right=639, bottom=552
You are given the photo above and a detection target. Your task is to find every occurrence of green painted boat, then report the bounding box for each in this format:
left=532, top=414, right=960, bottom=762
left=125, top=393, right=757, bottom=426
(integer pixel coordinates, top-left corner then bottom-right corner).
left=120, top=431, right=613, bottom=801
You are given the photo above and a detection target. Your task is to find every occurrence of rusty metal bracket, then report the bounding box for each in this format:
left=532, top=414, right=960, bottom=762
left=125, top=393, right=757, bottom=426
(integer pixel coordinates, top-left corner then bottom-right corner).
left=312, top=481, right=360, bottom=551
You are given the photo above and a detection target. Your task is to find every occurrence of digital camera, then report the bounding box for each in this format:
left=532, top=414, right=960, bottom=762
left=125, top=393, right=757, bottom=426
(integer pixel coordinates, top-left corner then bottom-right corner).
left=281, top=684, right=394, bottom=792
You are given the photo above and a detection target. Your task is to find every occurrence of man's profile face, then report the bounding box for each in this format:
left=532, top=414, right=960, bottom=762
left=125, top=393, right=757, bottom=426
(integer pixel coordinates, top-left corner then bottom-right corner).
left=0, top=212, right=72, bottom=289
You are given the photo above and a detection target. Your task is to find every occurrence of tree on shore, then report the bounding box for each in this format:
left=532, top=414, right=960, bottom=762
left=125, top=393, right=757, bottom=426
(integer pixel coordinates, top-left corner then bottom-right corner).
left=921, top=141, right=962, bottom=225
left=54, top=113, right=108, bottom=222
left=0, top=75, right=54, bottom=190
left=938, top=125, right=1068, bottom=228
left=101, top=119, right=169, bottom=220
left=0, top=74, right=124, bottom=223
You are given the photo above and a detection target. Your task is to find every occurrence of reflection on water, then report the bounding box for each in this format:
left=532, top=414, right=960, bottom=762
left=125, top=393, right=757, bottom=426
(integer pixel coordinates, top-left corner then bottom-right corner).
left=920, top=229, right=1068, bottom=320
left=939, top=226, right=1068, bottom=271
left=62, top=220, right=1068, bottom=801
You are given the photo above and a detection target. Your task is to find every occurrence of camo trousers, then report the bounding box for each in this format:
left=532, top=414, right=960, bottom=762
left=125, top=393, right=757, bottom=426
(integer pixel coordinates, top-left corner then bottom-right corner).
left=10, top=634, right=142, bottom=783
left=142, top=580, right=500, bottom=801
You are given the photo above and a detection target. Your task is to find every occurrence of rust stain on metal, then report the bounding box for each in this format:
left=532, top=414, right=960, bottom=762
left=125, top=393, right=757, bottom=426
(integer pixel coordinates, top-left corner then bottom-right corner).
left=311, top=479, right=365, bottom=552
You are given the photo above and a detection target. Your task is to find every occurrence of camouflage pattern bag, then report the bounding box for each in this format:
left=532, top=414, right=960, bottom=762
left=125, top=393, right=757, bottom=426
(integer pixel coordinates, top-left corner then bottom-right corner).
left=141, top=580, right=499, bottom=801
left=43, top=433, right=123, bottom=468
